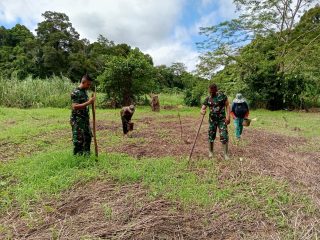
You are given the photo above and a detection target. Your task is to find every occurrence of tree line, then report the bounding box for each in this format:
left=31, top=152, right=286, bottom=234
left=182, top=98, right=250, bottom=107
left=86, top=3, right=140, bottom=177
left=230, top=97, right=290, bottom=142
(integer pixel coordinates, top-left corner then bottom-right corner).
left=0, top=11, right=203, bottom=107
left=1, top=2, right=319, bottom=109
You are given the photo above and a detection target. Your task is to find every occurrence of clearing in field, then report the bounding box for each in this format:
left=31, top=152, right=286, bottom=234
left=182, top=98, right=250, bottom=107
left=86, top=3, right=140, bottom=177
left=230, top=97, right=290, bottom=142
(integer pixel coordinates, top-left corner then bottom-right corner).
left=0, top=107, right=319, bottom=239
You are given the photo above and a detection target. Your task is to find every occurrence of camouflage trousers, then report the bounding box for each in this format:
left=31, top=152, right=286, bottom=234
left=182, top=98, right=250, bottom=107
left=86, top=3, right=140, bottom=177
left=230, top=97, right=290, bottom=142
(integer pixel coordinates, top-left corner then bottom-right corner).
left=208, top=117, right=229, bottom=144
left=70, top=117, right=92, bottom=155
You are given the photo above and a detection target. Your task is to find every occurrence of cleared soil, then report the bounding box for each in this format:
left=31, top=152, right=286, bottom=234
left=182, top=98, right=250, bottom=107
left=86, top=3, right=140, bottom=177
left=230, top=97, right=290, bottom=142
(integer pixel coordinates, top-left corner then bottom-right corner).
left=101, top=115, right=320, bottom=196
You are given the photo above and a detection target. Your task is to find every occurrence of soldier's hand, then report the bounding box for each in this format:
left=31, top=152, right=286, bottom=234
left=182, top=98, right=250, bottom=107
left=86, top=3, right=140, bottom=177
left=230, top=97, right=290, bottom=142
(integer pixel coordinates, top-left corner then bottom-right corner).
left=88, top=96, right=96, bottom=104
left=225, top=118, right=230, bottom=125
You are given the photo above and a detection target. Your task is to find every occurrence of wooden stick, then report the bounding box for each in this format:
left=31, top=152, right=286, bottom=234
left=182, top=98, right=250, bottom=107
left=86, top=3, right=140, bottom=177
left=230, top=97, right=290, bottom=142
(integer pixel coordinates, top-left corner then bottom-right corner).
left=92, top=86, right=98, bottom=157
left=188, top=114, right=205, bottom=163
left=178, top=112, right=183, bottom=140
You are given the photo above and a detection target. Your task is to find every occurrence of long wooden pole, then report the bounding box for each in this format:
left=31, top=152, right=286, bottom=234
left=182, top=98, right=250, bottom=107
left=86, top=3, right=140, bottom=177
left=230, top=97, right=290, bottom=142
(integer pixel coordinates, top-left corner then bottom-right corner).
left=92, top=86, right=98, bottom=157
left=188, top=114, right=205, bottom=163
left=178, top=112, right=183, bottom=140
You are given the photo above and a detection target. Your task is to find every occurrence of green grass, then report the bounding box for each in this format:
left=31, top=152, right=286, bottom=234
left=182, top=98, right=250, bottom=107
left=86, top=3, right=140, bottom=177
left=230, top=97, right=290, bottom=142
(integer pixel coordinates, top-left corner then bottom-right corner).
left=0, top=106, right=319, bottom=238
left=101, top=203, right=113, bottom=220
left=0, top=151, right=99, bottom=211
left=0, top=150, right=316, bottom=233
left=0, top=107, right=70, bottom=143
left=158, top=93, right=185, bottom=106
left=250, top=109, right=320, bottom=138
left=0, top=105, right=317, bottom=161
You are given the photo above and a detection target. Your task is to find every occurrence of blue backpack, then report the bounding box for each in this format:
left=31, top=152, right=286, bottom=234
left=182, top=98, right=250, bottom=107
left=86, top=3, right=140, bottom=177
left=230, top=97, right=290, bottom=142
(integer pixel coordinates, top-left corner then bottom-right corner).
left=234, top=102, right=248, bottom=117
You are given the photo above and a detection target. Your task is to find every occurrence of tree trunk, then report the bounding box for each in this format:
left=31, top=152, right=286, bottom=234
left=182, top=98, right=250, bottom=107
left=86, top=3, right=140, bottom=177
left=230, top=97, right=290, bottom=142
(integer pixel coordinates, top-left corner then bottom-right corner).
left=122, top=76, right=132, bottom=106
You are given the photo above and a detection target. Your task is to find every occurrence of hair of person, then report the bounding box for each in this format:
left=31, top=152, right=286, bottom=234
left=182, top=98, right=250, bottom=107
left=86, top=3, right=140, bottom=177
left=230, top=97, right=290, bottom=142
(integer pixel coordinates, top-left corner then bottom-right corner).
left=209, top=83, right=217, bottom=89
left=81, top=74, right=93, bottom=82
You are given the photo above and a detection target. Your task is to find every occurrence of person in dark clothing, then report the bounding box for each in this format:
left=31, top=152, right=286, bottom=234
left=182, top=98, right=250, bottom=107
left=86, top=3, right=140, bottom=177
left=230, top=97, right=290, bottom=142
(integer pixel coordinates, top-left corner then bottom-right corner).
left=230, top=93, right=249, bottom=140
left=120, top=105, right=135, bottom=135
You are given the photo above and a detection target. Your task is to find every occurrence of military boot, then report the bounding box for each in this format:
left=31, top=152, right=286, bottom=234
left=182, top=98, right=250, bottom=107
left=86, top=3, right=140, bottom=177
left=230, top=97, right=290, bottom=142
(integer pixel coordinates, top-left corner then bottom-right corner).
left=209, top=142, right=214, bottom=158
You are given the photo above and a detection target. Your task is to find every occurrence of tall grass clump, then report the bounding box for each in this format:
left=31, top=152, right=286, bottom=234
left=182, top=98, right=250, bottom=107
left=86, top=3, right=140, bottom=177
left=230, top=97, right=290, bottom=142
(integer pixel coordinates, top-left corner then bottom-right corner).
left=158, top=92, right=185, bottom=106
left=0, top=76, right=76, bottom=108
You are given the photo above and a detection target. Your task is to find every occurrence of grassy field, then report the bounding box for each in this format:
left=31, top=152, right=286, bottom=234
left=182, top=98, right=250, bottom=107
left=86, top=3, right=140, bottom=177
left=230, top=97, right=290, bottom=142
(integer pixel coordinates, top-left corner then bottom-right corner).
left=0, top=105, right=319, bottom=239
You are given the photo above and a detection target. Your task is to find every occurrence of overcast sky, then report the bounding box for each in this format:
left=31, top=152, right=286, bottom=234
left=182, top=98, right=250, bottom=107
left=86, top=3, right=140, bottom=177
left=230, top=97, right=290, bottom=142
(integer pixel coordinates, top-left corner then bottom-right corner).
left=0, top=0, right=237, bottom=71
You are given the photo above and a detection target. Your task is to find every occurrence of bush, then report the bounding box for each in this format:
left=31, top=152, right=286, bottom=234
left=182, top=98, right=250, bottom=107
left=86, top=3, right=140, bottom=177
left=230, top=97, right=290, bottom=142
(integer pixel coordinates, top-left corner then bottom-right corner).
left=184, top=84, right=205, bottom=107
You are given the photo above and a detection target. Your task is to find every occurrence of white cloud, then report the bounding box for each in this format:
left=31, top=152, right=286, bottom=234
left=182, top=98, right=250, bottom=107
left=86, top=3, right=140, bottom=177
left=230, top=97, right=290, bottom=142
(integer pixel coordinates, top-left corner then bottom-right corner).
left=146, top=41, right=199, bottom=71
left=0, top=0, right=238, bottom=70
left=196, top=0, right=237, bottom=29
left=0, top=0, right=183, bottom=47
left=216, top=0, right=237, bottom=20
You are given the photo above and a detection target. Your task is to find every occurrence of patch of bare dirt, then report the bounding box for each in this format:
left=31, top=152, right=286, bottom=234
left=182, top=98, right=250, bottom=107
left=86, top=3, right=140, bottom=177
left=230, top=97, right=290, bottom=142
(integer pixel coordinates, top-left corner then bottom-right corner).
left=234, top=129, right=318, bottom=187
left=1, top=181, right=277, bottom=240
left=99, top=115, right=320, bottom=203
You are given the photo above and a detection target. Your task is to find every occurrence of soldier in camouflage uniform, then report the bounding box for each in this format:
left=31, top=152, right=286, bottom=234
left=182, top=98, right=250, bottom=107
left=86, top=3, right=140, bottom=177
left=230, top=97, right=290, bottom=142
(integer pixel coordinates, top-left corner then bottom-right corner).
left=201, top=84, right=231, bottom=160
left=70, top=74, right=95, bottom=155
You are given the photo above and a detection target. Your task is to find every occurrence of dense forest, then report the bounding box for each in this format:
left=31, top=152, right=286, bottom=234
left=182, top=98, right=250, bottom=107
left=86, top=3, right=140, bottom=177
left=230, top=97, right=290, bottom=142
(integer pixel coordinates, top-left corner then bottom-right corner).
left=198, top=2, right=320, bottom=110
left=0, top=2, right=319, bottom=109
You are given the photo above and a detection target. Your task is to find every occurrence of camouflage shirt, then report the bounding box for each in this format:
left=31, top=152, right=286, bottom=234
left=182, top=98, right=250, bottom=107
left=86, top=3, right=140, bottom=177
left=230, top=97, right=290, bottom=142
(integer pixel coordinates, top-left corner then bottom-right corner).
left=203, top=92, right=227, bottom=119
left=70, top=87, right=89, bottom=119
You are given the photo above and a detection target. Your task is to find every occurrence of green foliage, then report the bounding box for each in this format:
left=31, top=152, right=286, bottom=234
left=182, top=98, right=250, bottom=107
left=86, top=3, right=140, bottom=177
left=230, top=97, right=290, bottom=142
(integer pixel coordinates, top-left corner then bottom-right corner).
left=35, top=11, right=85, bottom=81
left=0, top=11, right=136, bottom=83
left=212, top=64, right=247, bottom=97
left=98, top=47, right=155, bottom=107
left=0, top=76, right=76, bottom=108
left=236, top=35, right=286, bottom=109
left=0, top=24, right=37, bottom=79
left=198, top=2, right=320, bottom=109
left=154, top=63, right=207, bottom=93
left=184, top=82, right=206, bottom=106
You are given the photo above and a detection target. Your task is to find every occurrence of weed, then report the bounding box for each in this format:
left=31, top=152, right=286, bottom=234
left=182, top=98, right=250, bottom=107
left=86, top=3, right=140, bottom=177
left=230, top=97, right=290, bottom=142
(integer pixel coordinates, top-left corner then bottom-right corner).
left=102, top=203, right=113, bottom=220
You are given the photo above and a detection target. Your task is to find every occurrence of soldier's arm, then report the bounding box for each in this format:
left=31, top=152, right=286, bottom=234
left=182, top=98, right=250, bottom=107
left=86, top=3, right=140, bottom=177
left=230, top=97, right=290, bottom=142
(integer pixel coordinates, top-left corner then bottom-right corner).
left=72, top=96, right=95, bottom=110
